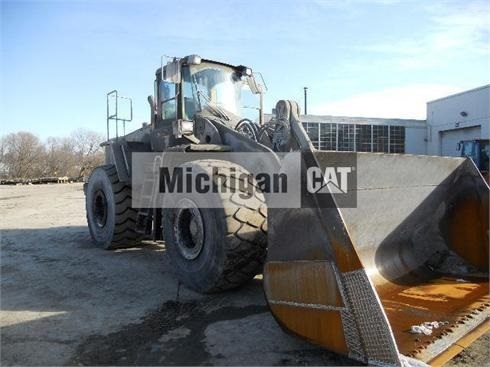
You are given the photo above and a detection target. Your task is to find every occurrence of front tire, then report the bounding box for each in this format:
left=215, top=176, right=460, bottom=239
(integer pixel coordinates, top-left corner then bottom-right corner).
left=162, top=160, right=267, bottom=293
left=85, top=165, right=141, bottom=249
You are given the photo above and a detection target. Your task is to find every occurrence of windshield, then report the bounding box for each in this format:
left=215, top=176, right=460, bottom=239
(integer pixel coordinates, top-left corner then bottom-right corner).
left=182, top=62, right=257, bottom=121
left=462, top=141, right=476, bottom=159
left=462, top=141, right=489, bottom=171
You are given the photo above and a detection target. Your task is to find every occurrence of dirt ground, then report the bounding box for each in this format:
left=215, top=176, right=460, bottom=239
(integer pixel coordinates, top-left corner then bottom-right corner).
left=0, top=183, right=488, bottom=366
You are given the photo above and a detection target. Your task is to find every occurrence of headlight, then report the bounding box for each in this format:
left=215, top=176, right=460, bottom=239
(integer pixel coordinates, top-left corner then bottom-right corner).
left=237, top=65, right=253, bottom=77
left=185, top=55, right=202, bottom=65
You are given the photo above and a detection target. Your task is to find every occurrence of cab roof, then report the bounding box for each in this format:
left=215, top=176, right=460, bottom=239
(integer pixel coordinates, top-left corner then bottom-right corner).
left=155, top=56, right=242, bottom=77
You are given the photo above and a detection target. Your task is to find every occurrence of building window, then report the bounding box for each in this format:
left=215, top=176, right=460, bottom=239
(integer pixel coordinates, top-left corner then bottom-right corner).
left=303, top=122, right=320, bottom=149
left=320, top=123, right=337, bottom=150
left=338, top=124, right=355, bottom=151
left=373, top=125, right=389, bottom=152
left=302, top=122, right=405, bottom=154
left=390, top=125, right=405, bottom=153
left=357, top=125, right=372, bottom=152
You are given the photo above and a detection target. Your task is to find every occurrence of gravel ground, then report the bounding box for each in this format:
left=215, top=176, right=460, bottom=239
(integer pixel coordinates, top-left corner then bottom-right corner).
left=0, top=183, right=488, bottom=366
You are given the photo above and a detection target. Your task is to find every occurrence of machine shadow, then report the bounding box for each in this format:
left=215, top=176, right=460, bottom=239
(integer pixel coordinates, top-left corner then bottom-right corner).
left=1, top=226, right=349, bottom=366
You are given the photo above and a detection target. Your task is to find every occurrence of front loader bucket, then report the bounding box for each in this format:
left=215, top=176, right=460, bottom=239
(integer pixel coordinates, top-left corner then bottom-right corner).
left=264, top=152, right=489, bottom=366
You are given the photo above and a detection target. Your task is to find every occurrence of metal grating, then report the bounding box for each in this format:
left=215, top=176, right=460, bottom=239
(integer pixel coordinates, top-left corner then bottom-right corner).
left=341, top=307, right=366, bottom=362
left=342, top=269, right=400, bottom=365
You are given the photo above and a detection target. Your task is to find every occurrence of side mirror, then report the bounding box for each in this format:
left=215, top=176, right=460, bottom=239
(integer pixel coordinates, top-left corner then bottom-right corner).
left=247, top=76, right=263, bottom=94
left=248, top=72, right=267, bottom=95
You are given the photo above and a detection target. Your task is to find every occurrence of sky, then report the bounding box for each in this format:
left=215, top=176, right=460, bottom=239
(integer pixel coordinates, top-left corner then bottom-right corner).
left=1, top=0, right=489, bottom=140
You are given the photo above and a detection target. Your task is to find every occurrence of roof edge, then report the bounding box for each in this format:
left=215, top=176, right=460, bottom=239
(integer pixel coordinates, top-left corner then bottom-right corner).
left=427, top=84, right=490, bottom=104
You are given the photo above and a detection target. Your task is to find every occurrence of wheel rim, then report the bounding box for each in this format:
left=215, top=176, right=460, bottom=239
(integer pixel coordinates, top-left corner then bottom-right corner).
left=174, top=199, right=204, bottom=260
left=93, top=189, right=108, bottom=228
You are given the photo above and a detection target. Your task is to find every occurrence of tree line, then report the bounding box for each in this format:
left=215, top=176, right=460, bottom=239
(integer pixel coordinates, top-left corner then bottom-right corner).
left=0, top=129, right=105, bottom=181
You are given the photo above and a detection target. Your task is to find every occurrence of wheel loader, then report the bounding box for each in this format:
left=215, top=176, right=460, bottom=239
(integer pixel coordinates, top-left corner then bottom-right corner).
left=85, top=54, right=489, bottom=366
left=458, top=139, right=489, bottom=183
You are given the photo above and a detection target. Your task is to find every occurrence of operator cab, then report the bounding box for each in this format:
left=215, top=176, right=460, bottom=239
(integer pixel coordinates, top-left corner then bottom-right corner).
left=154, top=55, right=264, bottom=133
left=458, top=139, right=489, bottom=172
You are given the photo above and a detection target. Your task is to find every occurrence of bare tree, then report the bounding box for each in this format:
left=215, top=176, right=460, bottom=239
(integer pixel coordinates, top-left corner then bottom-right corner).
left=71, top=128, right=105, bottom=179
left=44, top=136, right=76, bottom=177
left=0, top=136, right=7, bottom=178
left=0, top=129, right=105, bottom=181
left=1, top=132, right=46, bottom=179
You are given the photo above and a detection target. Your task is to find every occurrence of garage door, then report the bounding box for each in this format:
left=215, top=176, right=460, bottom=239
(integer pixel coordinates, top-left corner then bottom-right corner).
left=440, top=126, right=481, bottom=157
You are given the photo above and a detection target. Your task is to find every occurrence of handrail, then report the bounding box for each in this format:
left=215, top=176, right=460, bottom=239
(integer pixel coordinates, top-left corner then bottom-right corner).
left=106, top=90, right=133, bottom=140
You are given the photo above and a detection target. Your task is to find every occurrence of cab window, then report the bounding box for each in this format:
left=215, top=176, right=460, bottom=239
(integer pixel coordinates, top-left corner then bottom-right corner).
left=182, top=67, right=197, bottom=120
left=159, top=81, right=177, bottom=119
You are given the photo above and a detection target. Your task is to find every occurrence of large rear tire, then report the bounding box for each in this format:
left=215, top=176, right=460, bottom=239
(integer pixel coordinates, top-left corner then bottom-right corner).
left=85, top=165, right=142, bottom=249
left=162, top=160, right=267, bottom=293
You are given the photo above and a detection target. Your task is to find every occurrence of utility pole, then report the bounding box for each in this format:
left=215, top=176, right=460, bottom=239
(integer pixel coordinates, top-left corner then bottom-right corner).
left=303, top=87, right=308, bottom=115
